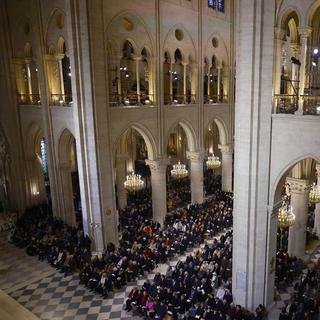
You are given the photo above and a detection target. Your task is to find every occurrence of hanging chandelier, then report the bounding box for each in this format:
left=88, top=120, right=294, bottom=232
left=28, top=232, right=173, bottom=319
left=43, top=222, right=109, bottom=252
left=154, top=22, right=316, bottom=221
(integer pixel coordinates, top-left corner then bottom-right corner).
left=124, top=171, right=144, bottom=192
left=278, top=199, right=295, bottom=228
left=206, top=154, right=221, bottom=170
left=171, top=161, right=188, bottom=179
left=309, top=182, right=320, bottom=204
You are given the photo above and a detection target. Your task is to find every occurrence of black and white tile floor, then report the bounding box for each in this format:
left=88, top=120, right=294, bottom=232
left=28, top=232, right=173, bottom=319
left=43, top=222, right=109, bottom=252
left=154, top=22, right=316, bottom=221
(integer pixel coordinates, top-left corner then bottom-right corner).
left=0, top=230, right=219, bottom=320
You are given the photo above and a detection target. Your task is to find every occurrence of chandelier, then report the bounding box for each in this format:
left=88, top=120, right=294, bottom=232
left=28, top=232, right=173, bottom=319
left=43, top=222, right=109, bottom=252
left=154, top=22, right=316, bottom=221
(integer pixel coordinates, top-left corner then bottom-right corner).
left=206, top=154, right=221, bottom=170
left=309, top=182, right=320, bottom=204
left=278, top=199, right=295, bottom=228
left=124, top=171, right=144, bottom=192
left=171, top=161, right=188, bottom=179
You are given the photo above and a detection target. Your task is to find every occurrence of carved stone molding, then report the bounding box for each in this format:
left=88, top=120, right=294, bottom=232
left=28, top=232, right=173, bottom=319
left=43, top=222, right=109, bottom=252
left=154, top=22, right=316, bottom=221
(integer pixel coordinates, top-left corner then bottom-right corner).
left=286, top=177, right=309, bottom=194
left=274, top=27, right=286, bottom=41
left=186, top=151, right=204, bottom=162
left=298, top=27, right=312, bottom=38
left=145, top=158, right=170, bottom=172
left=218, top=144, right=233, bottom=155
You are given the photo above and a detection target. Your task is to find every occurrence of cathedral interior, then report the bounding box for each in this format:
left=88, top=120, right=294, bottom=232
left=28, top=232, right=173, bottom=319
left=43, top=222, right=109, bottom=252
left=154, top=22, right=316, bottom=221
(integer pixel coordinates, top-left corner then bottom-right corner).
left=1, top=0, right=320, bottom=319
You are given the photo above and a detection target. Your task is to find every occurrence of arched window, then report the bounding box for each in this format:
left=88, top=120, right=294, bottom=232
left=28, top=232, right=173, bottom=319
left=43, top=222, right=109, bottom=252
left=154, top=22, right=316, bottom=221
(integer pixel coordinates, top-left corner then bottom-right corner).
left=217, top=0, right=224, bottom=12
left=61, top=42, right=72, bottom=100
left=208, top=0, right=224, bottom=12
left=40, top=137, right=48, bottom=174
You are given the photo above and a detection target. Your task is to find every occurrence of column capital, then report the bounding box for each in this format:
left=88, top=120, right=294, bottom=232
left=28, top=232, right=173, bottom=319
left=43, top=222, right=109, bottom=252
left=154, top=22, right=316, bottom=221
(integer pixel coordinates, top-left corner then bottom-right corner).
left=290, top=43, right=301, bottom=56
left=55, top=53, right=65, bottom=60
left=218, top=144, right=233, bottom=155
left=274, top=27, right=286, bottom=41
left=298, top=27, right=312, bottom=38
left=186, top=151, right=205, bottom=162
left=286, top=177, right=309, bottom=194
left=133, top=55, right=142, bottom=61
left=145, top=157, right=170, bottom=172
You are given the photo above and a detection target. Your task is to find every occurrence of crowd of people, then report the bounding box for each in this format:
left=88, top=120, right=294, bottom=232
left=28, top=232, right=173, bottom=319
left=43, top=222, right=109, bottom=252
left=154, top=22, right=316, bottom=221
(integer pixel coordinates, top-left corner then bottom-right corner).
left=167, top=178, right=192, bottom=210
left=125, top=230, right=267, bottom=320
left=279, top=258, right=320, bottom=320
left=204, top=170, right=221, bottom=196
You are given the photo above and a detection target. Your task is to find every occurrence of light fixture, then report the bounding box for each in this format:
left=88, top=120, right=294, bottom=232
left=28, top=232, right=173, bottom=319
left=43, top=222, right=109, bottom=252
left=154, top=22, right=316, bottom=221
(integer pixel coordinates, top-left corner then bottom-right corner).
left=278, top=198, right=295, bottom=228
left=314, top=48, right=319, bottom=55
left=206, top=154, right=221, bottom=170
left=124, top=171, right=145, bottom=192
left=313, top=61, right=317, bottom=67
left=124, top=99, right=130, bottom=106
left=309, top=182, right=320, bottom=204
left=171, top=161, right=188, bottom=179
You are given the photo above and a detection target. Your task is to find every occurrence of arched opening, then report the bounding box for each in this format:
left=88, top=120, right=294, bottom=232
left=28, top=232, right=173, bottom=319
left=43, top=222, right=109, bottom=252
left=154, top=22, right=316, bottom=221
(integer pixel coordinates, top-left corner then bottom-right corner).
left=204, top=55, right=223, bottom=103
left=163, top=51, right=171, bottom=104
left=204, top=120, right=222, bottom=195
left=271, top=157, right=319, bottom=304
left=114, top=127, right=153, bottom=229
left=166, top=123, right=191, bottom=210
left=15, top=43, right=40, bottom=105
left=58, top=129, right=81, bottom=227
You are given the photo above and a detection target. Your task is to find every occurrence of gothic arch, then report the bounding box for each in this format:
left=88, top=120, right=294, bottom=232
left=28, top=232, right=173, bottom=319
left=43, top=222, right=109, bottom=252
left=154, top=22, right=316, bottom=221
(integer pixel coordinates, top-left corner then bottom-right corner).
left=58, top=128, right=75, bottom=165
left=307, top=0, right=320, bottom=27
left=163, top=24, right=197, bottom=63
left=113, top=122, right=157, bottom=161
left=166, top=119, right=197, bottom=153
left=271, top=154, right=320, bottom=207
left=204, top=32, right=229, bottom=66
left=25, top=122, right=44, bottom=159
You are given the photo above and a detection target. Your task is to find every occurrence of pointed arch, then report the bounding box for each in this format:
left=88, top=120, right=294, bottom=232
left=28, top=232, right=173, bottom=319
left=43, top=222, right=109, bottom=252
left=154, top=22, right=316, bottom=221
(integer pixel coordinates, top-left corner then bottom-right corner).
left=58, top=128, right=76, bottom=165
left=166, top=119, right=197, bottom=153
left=204, top=32, right=229, bottom=67
left=271, top=154, right=320, bottom=207
left=113, top=122, right=157, bottom=161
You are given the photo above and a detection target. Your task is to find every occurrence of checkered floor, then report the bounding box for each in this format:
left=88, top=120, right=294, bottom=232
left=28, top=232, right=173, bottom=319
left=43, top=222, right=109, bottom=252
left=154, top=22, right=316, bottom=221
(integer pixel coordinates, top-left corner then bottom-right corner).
left=0, top=230, right=219, bottom=320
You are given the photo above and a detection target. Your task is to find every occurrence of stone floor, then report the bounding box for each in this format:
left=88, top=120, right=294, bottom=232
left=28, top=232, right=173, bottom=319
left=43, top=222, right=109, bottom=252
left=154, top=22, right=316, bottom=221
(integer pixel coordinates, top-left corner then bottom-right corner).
left=0, top=230, right=215, bottom=320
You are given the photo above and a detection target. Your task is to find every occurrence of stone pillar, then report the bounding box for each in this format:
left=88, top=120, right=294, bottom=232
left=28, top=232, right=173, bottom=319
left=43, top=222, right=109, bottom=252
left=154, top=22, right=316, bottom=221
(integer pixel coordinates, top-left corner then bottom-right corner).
left=296, top=27, right=312, bottom=114
left=218, top=144, right=233, bottom=191
left=25, top=59, right=33, bottom=96
left=233, top=0, right=275, bottom=309
left=183, top=62, right=187, bottom=103
left=59, top=162, right=76, bottom=226
left=169, top=62, right=173, bottom=102
left=117, top=57, right=122, bottom=103
left=116, top=154, right=128, bottom=210
left=217, top=66, right=222, bottom=102
left=273, top=28, right=285, bottom=95
left=286, top=177, right=309, bottom=258
left=207, top=64, right=211, bottom=100
left=134, top=56, right=141, bottom=104
left=56, top=54, right=65, bottom=99
left=146, top=158, right=169, bottom=224
left=187, top=151, right=204, bottom=204
left=313, top=164, right=320, bottom=236
left=290, top=44, right=301, bottom=95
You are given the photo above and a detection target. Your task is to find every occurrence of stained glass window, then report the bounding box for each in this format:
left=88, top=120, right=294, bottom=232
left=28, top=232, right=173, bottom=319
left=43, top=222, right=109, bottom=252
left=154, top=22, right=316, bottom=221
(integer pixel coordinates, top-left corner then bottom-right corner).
left=40, top=137, right=48, bottom=174
left=218, top=0, right=224, bottom=12
left=208, top=0, right=215, bottom=9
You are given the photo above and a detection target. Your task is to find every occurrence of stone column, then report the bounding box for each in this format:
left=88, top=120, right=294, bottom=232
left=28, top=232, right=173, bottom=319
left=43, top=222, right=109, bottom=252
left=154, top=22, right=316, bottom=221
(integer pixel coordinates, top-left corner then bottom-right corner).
left=290, top=44, right=301, bottom=95
left=146, top=158, right=169, bottom=224
left=218, top=144, right=233, bottom=191
left=116, top=153, right=128, bottom=210
left=56, top=54, right=65, bottom=99
left=169, top=62, right=173, bottom=102
left=183, top=62, right=187, bottom=103
left=187, top=151, right=204, bottom=204
left=273, top=28, right=285, bottom=96
left=117, top=57, right=122, bottom=103
left=134, top=56, right=141, bottom=104
left=313, top=164, right=320, bottom=236
left=286, top=177, right=309, bottom=258
left=217, top=66, right=222, bottom=102
left=207, top=64, right=211, bottom=101
left=25, top=59, right=33, bottom=97
left=233, top=0, right=275, bottom=309
left=59, top=162, right=76, bottom=226
left=296, top=27, right=312, bottom=114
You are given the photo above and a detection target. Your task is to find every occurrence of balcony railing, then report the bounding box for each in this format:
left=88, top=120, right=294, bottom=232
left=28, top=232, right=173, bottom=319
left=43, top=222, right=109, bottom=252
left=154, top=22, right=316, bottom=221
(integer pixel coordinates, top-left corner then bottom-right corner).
left=273, top=94, right=298, bottom=114
left=164, top=94, right=196, bottom=105
left=49, top=94, right=73, bottom=106
left=109, top=93, right=155, bottom=107
left=17, top=94, right=41, bottom=105
left=274, top=94, right=320, bottom=115
left=204, top=94, right=228, bottom=104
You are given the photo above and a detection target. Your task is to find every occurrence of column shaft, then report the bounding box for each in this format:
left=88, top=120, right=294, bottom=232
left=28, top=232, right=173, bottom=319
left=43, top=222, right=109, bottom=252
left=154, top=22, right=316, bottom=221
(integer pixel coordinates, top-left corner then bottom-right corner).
left=116, top=154, right=127, bottom=210
left=146, top=159, right=168, bottom=224
left=287, top=177, right=309, bottom=258
left=187, top=151, right=204, bottom=204
left=313, top=164, right=320, bottom=236
left=219, top=144, right=233, bottom=191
